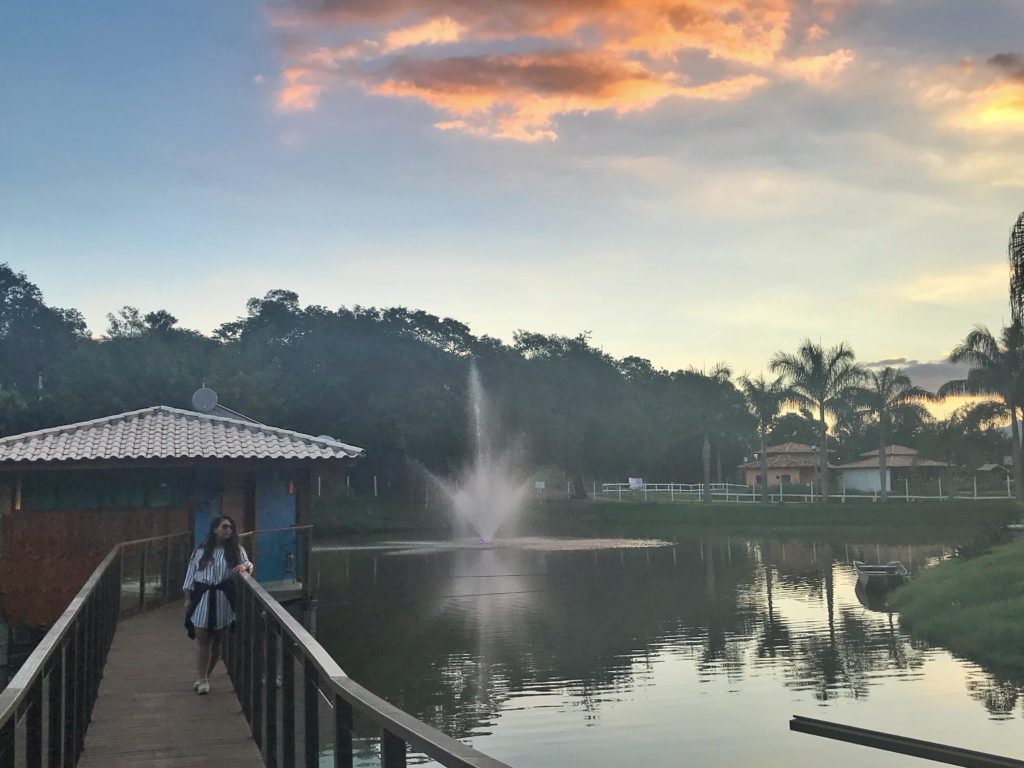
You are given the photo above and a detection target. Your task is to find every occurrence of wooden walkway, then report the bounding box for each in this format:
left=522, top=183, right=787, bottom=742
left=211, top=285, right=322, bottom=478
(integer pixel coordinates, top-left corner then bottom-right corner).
left=77, top=603, right=265, bottom=768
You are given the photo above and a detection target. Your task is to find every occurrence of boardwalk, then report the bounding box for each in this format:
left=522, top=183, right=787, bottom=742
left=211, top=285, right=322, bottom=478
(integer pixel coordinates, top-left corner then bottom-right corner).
left=77, top=603, right=264, bottom=768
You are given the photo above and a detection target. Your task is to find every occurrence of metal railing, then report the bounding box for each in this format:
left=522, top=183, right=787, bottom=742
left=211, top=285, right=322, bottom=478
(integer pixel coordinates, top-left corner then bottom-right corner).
left=600, top=479, right=1020, bottom=503
left=791, top=714, right=1024, bottom=767
left=0, top=531, right=191, bottom=768
left=229, top=572, right=512, bottom=768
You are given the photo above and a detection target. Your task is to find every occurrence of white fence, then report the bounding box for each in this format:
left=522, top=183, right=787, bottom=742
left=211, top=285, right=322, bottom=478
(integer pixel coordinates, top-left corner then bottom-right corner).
left=599, top=478, right=1016, bottom=503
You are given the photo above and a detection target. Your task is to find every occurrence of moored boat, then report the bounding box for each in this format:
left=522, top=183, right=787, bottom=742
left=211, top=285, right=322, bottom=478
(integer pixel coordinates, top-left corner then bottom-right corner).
left=853, top=560, right=908, bottom=590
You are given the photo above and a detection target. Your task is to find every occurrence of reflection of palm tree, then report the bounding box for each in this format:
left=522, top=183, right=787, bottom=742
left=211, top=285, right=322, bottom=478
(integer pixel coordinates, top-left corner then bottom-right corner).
left=757, top=565, right=792, bottom=659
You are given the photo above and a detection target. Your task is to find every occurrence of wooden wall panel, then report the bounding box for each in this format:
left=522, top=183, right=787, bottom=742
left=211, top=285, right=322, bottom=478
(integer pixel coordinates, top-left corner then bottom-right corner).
left=0, top=507, right=190, bottom=626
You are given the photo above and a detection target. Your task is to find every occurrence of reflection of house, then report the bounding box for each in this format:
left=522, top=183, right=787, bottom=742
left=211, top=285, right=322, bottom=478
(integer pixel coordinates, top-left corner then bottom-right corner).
left=738, top=442, right=831, bottom=486
left=837, top=445, right=949, bottom=493
left=0, top=395, right=363, bottom=625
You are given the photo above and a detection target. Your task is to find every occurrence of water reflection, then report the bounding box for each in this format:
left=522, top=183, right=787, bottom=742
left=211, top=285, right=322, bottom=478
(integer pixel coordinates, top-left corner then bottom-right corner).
left=314, top=533, right=1024, bottom=767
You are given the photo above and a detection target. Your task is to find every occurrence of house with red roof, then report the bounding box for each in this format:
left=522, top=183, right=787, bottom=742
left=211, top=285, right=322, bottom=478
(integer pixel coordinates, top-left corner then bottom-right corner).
left=737, top=442, right=833, bottom=487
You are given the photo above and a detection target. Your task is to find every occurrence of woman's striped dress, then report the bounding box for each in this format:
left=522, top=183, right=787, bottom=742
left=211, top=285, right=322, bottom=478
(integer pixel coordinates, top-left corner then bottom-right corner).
left=182, top=546, right=253, bottom=631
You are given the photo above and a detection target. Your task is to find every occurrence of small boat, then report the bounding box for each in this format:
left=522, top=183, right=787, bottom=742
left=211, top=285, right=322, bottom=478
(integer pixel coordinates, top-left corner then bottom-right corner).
left=853, top=561, right=908, bottom=590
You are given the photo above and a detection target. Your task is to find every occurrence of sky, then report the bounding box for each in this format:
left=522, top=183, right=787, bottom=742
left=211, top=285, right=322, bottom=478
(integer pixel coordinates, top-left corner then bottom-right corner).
left=2, top=0, right=1024, bottom=390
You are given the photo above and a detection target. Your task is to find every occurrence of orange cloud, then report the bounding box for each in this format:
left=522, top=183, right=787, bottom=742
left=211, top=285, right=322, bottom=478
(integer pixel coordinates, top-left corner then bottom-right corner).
left=776, top=49, right=854, bottom=86
left=269, top=0, right=855, bottom=138
left=917, top=52, right=1024, bottom=133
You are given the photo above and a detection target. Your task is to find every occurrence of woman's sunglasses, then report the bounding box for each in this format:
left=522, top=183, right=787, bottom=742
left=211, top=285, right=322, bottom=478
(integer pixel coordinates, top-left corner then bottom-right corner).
left=218, top=523, right=234, bottom=531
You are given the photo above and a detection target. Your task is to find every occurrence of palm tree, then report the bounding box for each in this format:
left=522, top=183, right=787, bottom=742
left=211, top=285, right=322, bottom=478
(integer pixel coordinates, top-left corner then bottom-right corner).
left=769, top=340, right=867, bottom=503
left=861, top=367, right=935, bottom=501
left=678, top=364, right=747, bottom=503
left=739, top=374, right=785, bottom=501
left=939, top=323, right=1024, bottom=501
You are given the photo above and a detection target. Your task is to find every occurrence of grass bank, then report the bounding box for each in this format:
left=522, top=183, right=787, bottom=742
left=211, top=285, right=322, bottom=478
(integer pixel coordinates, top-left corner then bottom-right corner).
left=311, top=491, right=449, bottom=535
left=890, top=540, right=1024, bottom=676
left=529, top=499, right=1019, bottom=529
left=313, top=494, right=1020, bottom=536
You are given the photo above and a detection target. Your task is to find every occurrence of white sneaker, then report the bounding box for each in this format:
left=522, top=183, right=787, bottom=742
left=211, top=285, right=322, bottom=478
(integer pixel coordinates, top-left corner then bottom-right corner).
left=197, top=680, right=210, bottom=695
left=193, top=679, right=203, bottom=692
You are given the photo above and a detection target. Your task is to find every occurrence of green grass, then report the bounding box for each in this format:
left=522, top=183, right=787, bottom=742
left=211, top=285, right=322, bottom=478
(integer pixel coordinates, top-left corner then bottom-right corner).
left=890, top=540, right=1024, bottom=676
left=312, top=493, right=1020, bottom=536
left=529, top=498, right=1019, bottom=529
left=311, top=490, right=448, bottom=534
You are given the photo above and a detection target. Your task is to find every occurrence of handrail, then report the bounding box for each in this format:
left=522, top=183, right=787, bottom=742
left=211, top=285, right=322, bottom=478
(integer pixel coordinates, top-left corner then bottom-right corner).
left=790, top=715, right=1024, bottom=767
left=0, top=530, right=192, bottom=768
left=231, top=570, right=512, bottom=768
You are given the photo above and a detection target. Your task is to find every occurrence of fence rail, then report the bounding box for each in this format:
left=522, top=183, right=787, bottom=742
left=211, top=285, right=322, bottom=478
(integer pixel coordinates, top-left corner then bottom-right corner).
left=230, top=571, right=512, bottom=768
left=600, top=478, right=1018, bottom=503
left=0, top=531, right=191, bottom=768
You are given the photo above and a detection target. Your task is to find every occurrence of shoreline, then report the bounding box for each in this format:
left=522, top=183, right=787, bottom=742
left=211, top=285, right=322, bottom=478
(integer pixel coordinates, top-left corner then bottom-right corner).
left=890, top=539, right=1024, bottom=679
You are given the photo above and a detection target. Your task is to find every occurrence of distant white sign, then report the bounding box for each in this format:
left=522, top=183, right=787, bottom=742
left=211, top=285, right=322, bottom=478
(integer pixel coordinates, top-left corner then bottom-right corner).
left=534, top=481, right=546, bottom=490
left=628, top=477, right=645, bottom=490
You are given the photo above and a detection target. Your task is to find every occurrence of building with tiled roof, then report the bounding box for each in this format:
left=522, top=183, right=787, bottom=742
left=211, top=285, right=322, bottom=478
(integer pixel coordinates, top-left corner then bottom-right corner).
left=0, top=405, right=363, bottom=465
left=837, top=445, right=950, bottom=492
left=737, top=442, right=833, bottom=487
left=0, top=398, right=363, bottom=626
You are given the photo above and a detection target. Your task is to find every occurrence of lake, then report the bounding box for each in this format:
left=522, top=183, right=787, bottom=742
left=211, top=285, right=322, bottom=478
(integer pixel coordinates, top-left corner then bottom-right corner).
left=311, top=528, right=1024, bottom=767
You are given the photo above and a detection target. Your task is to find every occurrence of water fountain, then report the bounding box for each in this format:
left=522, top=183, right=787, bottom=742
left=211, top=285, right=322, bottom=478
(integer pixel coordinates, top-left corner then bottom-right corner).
left=431, top=364, right=533, bottom=543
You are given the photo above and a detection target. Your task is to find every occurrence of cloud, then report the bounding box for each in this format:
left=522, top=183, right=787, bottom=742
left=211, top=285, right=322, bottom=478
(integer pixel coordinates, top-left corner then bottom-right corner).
left=896, top=360, right=970, bottom=393
left=776, top=49, right=854, bottom=86
left=268, top=0, right=856, bottom=139
left=900, top=263, right=1007, bottom=304
left=915, top=53, right=1024, bottom=133
left=988, top=53, right=1024, bottom=82
left=863, top=357, right=918, bottom=368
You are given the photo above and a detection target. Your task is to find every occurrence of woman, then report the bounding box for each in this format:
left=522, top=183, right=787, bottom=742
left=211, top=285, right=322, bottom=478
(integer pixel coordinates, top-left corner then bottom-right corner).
left=182, top=515, right=254, bottom=695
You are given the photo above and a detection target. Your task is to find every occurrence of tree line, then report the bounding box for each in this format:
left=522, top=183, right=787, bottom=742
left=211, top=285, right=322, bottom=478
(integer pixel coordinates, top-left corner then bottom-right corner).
left=0, top=263, right=1016, bottom=501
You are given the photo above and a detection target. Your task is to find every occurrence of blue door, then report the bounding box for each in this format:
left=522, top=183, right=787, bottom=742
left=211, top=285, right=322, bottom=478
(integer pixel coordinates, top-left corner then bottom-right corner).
left=254, top=470, right=298, bottom=582
left=192, top=468, right=224, bottom=547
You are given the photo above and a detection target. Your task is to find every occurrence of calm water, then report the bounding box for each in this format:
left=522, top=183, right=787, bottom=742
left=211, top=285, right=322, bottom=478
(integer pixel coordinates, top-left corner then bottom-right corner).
left=312, top=530, right=1024, bottom=767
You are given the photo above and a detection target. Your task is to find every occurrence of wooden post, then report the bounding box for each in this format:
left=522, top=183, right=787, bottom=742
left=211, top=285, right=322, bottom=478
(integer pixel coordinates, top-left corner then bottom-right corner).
left=842, top=478, right=846, bottom=503
left=938, top=477, right=942, bottom=500
left=905, top=478, right=910, bottom=501
left=373, top=475, right=378, bottom=497
left=974, top=475, right=978, bottom=499
left=1008, top=473, right=1013, bottom=499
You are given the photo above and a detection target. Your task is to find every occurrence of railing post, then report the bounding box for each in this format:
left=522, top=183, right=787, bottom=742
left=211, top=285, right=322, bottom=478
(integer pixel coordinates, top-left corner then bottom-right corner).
left=139, top=543, right=147, bottom=610
left=62, top=634, right=75, bottom=768
left=253, top=608, right=265, bottom=751
left=381, top=729, right=407, bottom=768
left=303, top=658, right=319, bottom=768
left=282, top=636, right=296, bottom=768
left=25, top=677, right=43, bottom=768
left=0, top=717, right=13, bottom=768
left=265, top=623, right=279, bottom=768
left=164, top=538, right=172, bottom=600
left=333, top=693, right=353, bottom=768
left=74, top=619, right=86, bottom=760
left=241, top=589, right=253, bottom=722
left=48, top=655, right=63, bottom=768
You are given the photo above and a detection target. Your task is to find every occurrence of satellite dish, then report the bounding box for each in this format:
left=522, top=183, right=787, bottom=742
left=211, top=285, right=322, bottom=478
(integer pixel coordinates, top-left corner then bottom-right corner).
left=192, top=387, right=218, bottom=413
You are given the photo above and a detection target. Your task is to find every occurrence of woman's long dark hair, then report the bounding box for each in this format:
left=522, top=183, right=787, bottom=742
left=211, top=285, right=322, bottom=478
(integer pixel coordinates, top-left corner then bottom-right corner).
left=197, top=515, right=242, bottom=570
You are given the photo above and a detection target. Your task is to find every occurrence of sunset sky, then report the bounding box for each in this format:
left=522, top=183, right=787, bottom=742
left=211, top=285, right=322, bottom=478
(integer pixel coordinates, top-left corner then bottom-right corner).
left=3, top=0, right=1024, bottom=388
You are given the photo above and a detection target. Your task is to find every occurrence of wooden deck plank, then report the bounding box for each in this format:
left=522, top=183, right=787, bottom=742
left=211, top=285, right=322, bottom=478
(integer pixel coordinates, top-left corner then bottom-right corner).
left=78, top=603, right=265, bottom=768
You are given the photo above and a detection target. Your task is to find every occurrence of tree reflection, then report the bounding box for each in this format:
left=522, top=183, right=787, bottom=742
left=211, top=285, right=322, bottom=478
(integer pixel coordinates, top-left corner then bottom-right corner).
left=313, top=534, right=969, bottom=742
